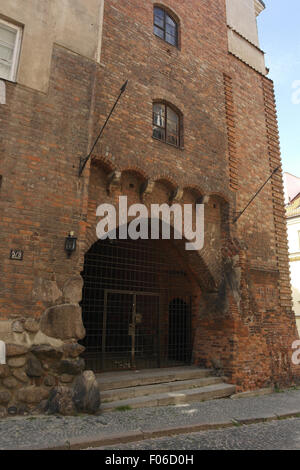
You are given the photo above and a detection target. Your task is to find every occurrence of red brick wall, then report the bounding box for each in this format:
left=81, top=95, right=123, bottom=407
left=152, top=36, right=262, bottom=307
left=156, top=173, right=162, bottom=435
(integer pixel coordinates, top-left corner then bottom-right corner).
left=0, top=47, right=95, bottom=318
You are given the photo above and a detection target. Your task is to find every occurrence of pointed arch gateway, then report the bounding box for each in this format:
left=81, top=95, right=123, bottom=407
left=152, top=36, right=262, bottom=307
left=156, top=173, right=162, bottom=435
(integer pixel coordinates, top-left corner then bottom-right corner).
left=80, top=220, right=214, bottom=372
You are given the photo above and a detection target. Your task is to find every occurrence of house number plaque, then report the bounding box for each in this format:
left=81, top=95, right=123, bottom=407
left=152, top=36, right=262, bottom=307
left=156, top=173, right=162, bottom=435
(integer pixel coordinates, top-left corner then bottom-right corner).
left=10, top=249, right=23, bottom=261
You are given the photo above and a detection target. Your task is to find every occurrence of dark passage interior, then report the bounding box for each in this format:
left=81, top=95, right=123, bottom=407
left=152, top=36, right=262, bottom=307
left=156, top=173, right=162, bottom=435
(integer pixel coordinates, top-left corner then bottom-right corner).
left=168, top=298, right=192, bottom=363
left=80, top=236, right=195, bottom=372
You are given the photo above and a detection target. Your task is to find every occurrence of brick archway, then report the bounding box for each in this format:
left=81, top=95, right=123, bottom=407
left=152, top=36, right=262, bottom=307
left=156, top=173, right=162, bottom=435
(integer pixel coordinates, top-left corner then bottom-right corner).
left=79, top=219, right=218, bottom=372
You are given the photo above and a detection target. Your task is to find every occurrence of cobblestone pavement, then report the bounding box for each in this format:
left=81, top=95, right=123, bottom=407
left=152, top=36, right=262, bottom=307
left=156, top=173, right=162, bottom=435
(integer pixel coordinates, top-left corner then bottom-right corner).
left=98, top=418, right=300, bottom=450
left=1, top=389, right=300, bottom=449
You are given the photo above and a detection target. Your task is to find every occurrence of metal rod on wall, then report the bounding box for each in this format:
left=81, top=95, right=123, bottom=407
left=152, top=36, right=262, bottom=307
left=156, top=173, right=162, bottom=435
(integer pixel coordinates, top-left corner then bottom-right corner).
left=233, top=166, right=281, bottom=224
left=78, top=80, right=128, bottom=177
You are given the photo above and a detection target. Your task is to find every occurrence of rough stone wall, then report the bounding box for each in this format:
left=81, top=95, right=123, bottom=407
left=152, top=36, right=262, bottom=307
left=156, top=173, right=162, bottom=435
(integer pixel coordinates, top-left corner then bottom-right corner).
left=0, top=338, right=85, bottom=417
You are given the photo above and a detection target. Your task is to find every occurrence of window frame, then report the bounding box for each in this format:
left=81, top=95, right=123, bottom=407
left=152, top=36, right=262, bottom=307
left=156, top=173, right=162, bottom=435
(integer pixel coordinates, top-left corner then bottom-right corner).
left=152, top=101, right=182, bottom=149
left=153, top=7, right=178, bottom=48
left=0, top=18, right=22, bottom=82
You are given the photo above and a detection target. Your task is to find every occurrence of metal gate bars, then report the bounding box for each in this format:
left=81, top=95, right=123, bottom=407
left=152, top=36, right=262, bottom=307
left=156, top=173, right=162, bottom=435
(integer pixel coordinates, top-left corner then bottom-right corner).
left=80, top=237, right=193, bottom=372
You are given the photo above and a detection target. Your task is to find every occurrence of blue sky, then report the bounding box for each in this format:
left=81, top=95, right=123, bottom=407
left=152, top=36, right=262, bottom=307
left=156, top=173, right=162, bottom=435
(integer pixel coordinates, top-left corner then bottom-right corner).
left=257, top=0, right=300, bottom=177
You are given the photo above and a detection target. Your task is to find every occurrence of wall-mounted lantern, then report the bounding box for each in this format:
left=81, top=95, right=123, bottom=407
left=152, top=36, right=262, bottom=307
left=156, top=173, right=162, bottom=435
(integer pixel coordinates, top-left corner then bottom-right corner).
left=65, top=232, right=77, bottom=257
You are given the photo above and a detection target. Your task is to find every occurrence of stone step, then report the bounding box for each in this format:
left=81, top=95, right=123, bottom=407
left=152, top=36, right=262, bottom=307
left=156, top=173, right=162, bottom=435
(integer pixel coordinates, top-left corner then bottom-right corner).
left=96, top=366, right=215, bottom=391
left=101, top=383, right=236, bottom=412
left=101, top=376, right=224, bottom=402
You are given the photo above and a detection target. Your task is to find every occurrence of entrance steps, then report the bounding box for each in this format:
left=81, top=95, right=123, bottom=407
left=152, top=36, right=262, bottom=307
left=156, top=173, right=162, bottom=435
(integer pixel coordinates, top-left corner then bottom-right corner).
left=96, top=366, right=236, bottom=412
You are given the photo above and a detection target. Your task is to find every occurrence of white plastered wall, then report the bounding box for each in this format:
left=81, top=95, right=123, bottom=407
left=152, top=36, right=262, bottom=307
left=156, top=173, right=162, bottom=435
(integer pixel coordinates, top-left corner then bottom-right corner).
left=225, top=0, right=267, bottom=75
left=0, top=0, right=104, bottom=93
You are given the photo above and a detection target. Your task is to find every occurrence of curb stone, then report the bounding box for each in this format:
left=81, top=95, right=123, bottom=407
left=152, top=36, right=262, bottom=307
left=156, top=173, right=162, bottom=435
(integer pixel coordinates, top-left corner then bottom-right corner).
left=230, top=387, right=274, bottom=399
left=233, top=413, right=277, bottom=425
left=13, top=410, right=300, bottom=450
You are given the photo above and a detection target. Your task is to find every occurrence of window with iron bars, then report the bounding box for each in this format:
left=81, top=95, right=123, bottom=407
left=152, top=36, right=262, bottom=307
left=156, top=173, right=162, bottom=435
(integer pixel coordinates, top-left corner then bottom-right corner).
left=153, top=102, right=182, bottom=148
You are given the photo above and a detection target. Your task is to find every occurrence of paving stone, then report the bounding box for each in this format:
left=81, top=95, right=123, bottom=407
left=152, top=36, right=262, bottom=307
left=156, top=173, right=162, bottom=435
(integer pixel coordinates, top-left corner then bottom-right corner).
left=101, top=419, right=300, bottom=450
left=1, top=389, right=300, bottom=450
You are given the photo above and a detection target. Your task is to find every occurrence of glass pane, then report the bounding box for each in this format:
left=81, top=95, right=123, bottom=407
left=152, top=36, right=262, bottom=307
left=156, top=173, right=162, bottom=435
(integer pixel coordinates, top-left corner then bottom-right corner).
left=154, top=7, right=164, bottom=18
left=166, top=133, right=178, bottom=146
left=0, top=61, right=10, bottom=80
left=166, top=23, right=176, bottom=36
left=167, top=107, right=179, bottom=146
left=0, top=44, right=13, bottom=63
left=167, top=107, right=179, bottom=125
left=166, top=15, right=176, bottom=27
left=153, top=126, right=165, bottom=141
left=153, top=104, right=165, bottom=127
left=167, top=120, right=178, bottom=135
left=154, top=25, right=164, bottom=40
left=0, top=24, right=17, bottom=47
left=154, top=15, right=164, bottom=29
left=0, top=24, right=16, bottom=79
left=166, top=32, right=176, bottom=46
left=167, top=134, right=178, bottom=147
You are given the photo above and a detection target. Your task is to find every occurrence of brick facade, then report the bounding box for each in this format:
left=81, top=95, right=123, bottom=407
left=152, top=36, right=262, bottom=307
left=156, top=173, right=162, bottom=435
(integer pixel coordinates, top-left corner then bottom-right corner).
left=0, top=0, right=299, bottom=414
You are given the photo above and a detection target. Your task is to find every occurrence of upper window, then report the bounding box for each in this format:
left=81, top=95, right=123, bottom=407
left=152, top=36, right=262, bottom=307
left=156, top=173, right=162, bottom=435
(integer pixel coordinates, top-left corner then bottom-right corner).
left=0, top=19, right=22, bottom=82
left=153, top=7, right=178, bottom=47
left=153, top=102, right=181, bottom=147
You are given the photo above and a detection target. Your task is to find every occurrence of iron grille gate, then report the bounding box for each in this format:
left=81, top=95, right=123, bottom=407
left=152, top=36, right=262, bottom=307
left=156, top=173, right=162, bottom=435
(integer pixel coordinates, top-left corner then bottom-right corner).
left=80, top=238, right=193, bottom=372
left=102, top=290, right=160, bottom=370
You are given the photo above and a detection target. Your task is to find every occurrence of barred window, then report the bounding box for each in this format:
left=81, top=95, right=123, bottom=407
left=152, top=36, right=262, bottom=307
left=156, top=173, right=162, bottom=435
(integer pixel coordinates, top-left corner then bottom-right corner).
left=153, top=102, right=181, bottom=147
left=153, top=7, right=178, bottom=47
